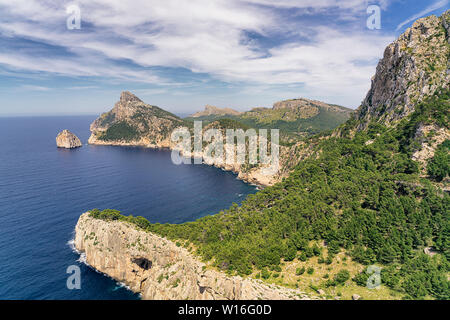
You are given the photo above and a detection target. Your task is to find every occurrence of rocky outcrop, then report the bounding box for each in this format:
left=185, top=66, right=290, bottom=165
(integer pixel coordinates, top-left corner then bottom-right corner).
left=88, top=91, right=183, bottom=148
left=357, top=11, right=450, bottom=129
left=56, top=130, right=82, bottom=149
left=412, top=123, right=450, bottom=169
left=189, top=105, right=242, bottom=118
left=74, top=213, right=314, bottom=300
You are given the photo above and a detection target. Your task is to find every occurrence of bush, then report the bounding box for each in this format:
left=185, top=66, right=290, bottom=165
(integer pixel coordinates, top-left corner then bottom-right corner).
left=334, top=269, right=350, bottom=285
left=89, top=209, right=122, bottom=221
left=298, top=252, right=308, bottom=262
left=296, top=267, right=305, bottom=275
left=427, top=140, right=449, bottom=181
left=261, top=269, right=271, bottom=279
left=353, top=271, right=369, bottom=287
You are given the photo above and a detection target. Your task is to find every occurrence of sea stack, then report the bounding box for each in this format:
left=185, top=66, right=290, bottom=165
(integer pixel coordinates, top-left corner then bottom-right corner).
left=56, top=130, right=82, bottom=149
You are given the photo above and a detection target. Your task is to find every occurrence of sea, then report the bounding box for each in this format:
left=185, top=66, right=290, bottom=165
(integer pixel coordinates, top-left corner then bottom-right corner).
left=0, top=116, right=257, bottom=299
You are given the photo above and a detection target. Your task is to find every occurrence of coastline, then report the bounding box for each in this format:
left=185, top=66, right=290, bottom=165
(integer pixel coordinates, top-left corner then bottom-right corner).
left=87, top=134, right=278, bottom=188
left=74, top=212, right=315, bottom=300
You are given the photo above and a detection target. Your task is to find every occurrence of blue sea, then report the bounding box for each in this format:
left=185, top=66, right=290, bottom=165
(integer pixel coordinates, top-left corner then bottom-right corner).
left=0, top=116, right=257, bottom=300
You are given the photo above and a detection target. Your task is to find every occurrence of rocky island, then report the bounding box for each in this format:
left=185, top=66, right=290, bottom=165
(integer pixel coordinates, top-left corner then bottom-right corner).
left=56, top=130, right=82, bottom=149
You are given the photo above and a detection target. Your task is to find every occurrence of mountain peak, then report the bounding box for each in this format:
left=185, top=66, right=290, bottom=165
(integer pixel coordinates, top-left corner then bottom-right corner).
left=356, top=11, right=449, bottom=130
left=120, top=91, right=143, bottom=104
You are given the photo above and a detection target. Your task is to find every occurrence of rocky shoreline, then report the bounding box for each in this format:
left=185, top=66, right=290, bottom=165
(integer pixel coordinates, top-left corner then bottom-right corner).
left=88, top=133, right=279, bottom=187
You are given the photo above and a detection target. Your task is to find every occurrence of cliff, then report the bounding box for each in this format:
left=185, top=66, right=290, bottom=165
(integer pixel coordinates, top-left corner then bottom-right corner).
left=88, top=91, right=184, bottom=148
left=56, top=130, right=82, bottom=149
left=357, top=11, right=449, bottom=130
left=354, top=10, right=450, bottom=173
left=74, top=212, right=314, bottom=300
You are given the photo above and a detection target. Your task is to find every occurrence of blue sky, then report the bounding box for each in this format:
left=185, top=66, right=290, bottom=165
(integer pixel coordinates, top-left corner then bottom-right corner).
left=0, top=0, right=448, bottom=116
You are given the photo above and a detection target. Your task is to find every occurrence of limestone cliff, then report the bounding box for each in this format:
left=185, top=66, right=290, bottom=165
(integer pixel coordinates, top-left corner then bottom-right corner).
left=357, top=11, right=449, bottom=130
left=56, top=130, right=82, bottom=149
left=74, top=212, right=314, bottom=300
left=353, top=11, right=450, bottom=175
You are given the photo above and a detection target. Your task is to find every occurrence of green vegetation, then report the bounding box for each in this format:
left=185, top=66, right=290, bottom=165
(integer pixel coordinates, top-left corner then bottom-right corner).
left=296, top=267, right=305, bottom=275
left=99, top=121, right=140, bottom=142
left=334, top=270, right=350, bottom=285
left=239, top=106, right=352, bottom=136
left=90, top=90, right=449, bottom=299
left=184, top=104, right=352, bottom=144
left=428, top=140, right=450, bottom=182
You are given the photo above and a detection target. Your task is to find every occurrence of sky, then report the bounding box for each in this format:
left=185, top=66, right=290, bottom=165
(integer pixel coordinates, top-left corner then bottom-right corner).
left=0, top=0, right=448, bottom=116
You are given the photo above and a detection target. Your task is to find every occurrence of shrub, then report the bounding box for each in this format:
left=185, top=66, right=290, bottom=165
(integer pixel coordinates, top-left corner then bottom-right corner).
left=296, top=267, right=305, bottom=275
left=261, top=269, right=271, bottom=279
left=427, top=140, right=449, bottom=181
left=334, top=270, right=350, bottom=285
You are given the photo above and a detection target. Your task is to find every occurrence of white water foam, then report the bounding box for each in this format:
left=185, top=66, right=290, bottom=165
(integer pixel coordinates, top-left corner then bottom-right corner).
left=66, top=231, right=139, bottom=298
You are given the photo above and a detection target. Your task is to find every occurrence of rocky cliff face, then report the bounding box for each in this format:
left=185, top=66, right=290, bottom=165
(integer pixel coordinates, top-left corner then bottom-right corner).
left=357, top=11, right=449, bottom=130
left=74, top=213, right=314, bottom=300
left=56, top=130, right=82, bottom=149
left=88, top=91, right=184, bottom=148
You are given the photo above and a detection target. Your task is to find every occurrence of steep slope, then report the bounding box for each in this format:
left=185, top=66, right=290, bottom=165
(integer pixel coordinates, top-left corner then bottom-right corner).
left=353, top=10, right=450, bottom=175
left=356, top=12, right=449, bottom=129
left=88, top=91, right=185, bottom=148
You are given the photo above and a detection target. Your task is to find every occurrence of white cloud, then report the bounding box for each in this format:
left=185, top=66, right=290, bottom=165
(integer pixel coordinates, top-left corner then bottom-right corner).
left=0, top=0, right=396, bottom=107
left=19, top=84, right=52, bottom=91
